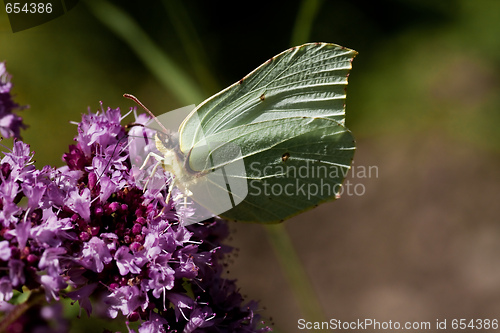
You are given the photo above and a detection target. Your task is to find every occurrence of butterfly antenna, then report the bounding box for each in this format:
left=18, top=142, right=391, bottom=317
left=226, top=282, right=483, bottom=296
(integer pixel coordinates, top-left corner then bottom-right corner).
left=123, top=93, right=169, bottom=133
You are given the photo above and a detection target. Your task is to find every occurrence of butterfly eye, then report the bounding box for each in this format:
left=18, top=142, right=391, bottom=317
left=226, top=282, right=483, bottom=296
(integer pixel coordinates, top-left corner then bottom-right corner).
left=157, top=132, right=171, bottom=146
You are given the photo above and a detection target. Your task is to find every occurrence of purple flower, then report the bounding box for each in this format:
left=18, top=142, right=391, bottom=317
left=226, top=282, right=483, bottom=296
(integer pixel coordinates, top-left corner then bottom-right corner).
left=0, top=62, right=27, bottom=139
left=0, top=105, right=271, bottom=333
left=0, top=241, right=11, bottom=261
left=147, top=259, right=176, bottom=299
left=39, top=275, right=66, bottom=301
left=138, top=312, right=168, bottom=333
left=106, top=285, right=147, bottom=319
left=184, top=307, right=216, bottom=333
left=13, top=218, right=31, bottom=249
left=165, top=291, right=194, bottom=321
left=114, top=246, right=144, bottom=275
left=2, top=140, right=34, bottom=171
left=30, top=212, right=74, bottom=247
left=80, top=236, right=112, bottom=273
left=22, top=182, right=46, bottom=210
left=8, top=259, right=25, bottom=287
left=0, top=276, right=13, bottom=302
left=66, top=283, right=98, bottom=317
left=72, top=104, right=124, bottom=158
left=38, top=247, right=67, bottom=277
left=0, top=63, right=12, bottom=94
left=67, top=188, right=91, bottom=222
left=142, top=233, right=162, bottom=260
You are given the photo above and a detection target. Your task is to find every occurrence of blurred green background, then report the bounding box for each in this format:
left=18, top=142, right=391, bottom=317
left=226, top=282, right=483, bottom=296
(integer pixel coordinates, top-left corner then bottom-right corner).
left=1, top=0, right=500, bottom=332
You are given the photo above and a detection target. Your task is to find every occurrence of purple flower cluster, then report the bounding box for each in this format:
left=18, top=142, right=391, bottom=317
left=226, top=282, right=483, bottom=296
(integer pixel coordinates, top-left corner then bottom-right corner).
left=0, top=103, right=271, bottom=332
left=0, top=62, right=26, bottom=139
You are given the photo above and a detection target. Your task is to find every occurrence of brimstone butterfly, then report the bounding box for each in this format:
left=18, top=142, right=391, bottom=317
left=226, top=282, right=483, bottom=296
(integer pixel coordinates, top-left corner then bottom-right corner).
left=127, top=42, right=357, bottom=224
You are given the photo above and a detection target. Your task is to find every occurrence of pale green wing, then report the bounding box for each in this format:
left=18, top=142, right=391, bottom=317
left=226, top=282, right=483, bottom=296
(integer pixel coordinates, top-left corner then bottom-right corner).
left=178, top=42, right=357, bottom=153
left=187, top=116, right=355, bottom=223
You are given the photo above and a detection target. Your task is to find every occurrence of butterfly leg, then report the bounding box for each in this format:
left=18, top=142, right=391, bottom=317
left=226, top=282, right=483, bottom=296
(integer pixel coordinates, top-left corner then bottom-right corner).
left=140, top=152, right=166, bottom=171
left=139, top=152, right=182, bottom=220
left=140, top=152, right=167, bottom=191
left=164, top=178, right=176, bottom=205
left=153, top=177, right=176, bottom=219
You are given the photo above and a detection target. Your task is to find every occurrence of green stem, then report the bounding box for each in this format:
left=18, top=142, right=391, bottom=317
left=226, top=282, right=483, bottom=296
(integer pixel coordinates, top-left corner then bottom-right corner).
left=161, top=0, right=220, bottom=94
left=265, top=224, right=327, bottom=326
left=290, top=0, right=324, bottom=46
left=265, top=1, right=330, bottom=329
left=85, top=0, right=205, bottom=105
left=0, top=290, right=44, bottom=333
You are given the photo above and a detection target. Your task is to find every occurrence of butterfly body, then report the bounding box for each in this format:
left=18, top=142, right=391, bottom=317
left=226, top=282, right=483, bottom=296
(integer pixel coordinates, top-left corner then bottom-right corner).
left=152, top=132, right=207, bottom=194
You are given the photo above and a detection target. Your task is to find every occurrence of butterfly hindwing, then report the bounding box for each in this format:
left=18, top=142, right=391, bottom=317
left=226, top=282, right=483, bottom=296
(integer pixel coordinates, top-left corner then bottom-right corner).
left=188, top=116, right=355, bottom=223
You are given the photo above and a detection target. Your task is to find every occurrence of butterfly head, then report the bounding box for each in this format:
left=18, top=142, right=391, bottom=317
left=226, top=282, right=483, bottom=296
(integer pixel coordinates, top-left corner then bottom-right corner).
left=155, top=130, right=179, bottom=151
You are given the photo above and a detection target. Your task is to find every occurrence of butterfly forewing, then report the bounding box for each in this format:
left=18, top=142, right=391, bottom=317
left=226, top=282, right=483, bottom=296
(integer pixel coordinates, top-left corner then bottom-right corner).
left=179, top=43, right=357, bottom=154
